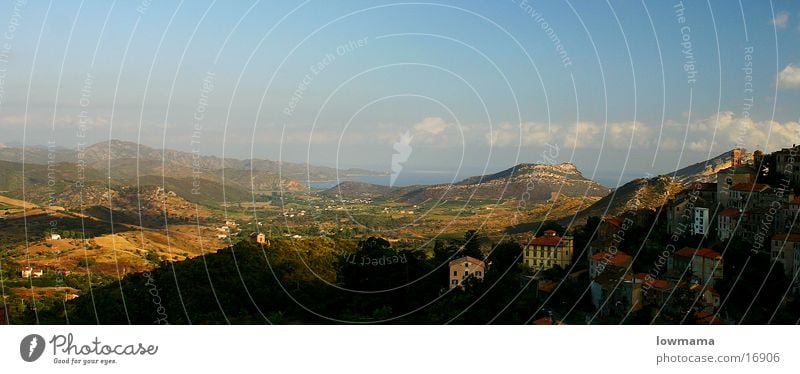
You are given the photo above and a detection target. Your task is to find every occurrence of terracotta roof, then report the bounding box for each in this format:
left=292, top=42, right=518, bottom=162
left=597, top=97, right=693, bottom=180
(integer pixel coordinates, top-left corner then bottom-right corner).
left=719, top=208, right=740, bottom=217
left=633, top=273, right=671, bottom=289
left=532, top=316, right=565, bottom=325
left=730, top=182, right=770, bottom=192
left=530, top=233, right=563, bottom=246
left=772, top=233, right=800, bottom=243
left=591, top=251, right=632, bottom=265
left=674, top=247, right=721, bottom=259
left=790, top=195, right=800, bottom=205
left=449, top=256, right=485, bottom=268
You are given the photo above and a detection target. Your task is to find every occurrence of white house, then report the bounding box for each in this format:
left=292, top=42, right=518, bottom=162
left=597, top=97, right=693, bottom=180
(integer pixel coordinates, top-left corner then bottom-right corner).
left=448, top=256, right=486, bottom=289
left=21, top=267, right=44, bottom=278
left=692, top=207, right=710, bottom=235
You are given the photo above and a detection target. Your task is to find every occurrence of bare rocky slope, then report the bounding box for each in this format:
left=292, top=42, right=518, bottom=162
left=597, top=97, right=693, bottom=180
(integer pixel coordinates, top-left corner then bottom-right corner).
left=323, top=162, right=611, bottom=204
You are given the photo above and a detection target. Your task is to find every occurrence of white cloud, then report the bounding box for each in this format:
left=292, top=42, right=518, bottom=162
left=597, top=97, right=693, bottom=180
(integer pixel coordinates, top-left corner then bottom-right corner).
left=771, top=11, right=789, bottom=28
left=250, top=113, right=800, bottom=160
left=682, top=112, right=800, bottom=153
left=413, top=117, right=449, bottom=135
left=486, top=120, right=653, bottom=150
left=778, top=64, right=800, bottom=88
left=485, top=122, right=552, bottom=147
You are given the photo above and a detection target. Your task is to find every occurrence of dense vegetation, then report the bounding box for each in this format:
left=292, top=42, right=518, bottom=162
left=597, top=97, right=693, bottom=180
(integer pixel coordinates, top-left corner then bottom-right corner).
left=26, top=233, right=591, bottom=324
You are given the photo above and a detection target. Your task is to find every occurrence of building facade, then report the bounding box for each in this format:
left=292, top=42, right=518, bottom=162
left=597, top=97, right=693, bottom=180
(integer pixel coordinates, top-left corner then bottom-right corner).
left=717, top=208, right=739, bottom=241
left=692, top=207, right=710, bottom=236
left=716, top=166, right=754, bottom=208
left=774, top=145, right=800, bottom=187
left=669, top=247, right=723, bottom=285
left=449, top=256, right=485, bottom=289
left=523, top=230, right=573, bottom=270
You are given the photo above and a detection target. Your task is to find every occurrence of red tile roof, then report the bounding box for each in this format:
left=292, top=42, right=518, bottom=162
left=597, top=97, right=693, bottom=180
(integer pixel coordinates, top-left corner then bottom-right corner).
left=532, top=316, right=565, bottom=325
left=719, top=208, right=740, bottom=217
left=530, top=237, right=561, bottom=246
left=772, top=233, right=800, bottom=243
left=730, top=182, right=770, bottom=192
left=591, top=251, right=632, bottom=265
left=675, top=247, right=721, bottom=259
left=633, top=273, right=671, bottom=289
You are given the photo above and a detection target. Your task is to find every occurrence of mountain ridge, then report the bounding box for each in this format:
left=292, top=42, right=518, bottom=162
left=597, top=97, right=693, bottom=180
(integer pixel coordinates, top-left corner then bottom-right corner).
left=323, top=162, right=610, bottom=203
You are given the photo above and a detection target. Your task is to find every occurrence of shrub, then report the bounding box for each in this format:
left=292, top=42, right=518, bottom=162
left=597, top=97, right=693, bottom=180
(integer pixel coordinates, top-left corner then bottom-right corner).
left=76, top=258, right=96, bottom=267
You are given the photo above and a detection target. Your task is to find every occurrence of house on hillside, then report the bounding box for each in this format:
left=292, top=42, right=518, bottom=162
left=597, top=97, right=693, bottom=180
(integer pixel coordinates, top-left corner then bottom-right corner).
left=665, top=193, right=712, bottom=237
left=716, top=165, right=755, bottom=208
left=48, top=233, right=62, bottom=241
left=449, top=256, right=485, bottom=289
left=686, top=182, right=718, bottom=204
left=590, top=250, right=632, bottom=279
left=523, top=230, right=573, bottom=270
left=771, top=233, right=800, bottom=294
left=250, top=232, right=270, bottom=247
left=20, top=267, right=44, bottom=278
left=692, top=207, right=710, bottom=236
left=668, top=247, right=723, bottom=285
left=717, top=208, right=739, bottom=241
left=774, top=144, right=800, bottom=187
left=729, top=182, right=771, bottom=211
left=778, top=194, right=800, bottom=233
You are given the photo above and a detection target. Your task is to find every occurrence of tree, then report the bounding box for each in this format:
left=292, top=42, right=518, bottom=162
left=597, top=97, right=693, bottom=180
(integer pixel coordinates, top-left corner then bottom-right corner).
left=462, top=230, right=485, bottom=259
left=488, top=240, right=522, bottom=272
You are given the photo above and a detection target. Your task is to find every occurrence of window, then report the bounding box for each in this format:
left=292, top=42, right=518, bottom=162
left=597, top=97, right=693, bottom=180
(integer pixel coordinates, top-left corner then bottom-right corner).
left=464, top=271, right=469, bottom=277
left=476, top=271, right=482, bottom=277
left=453, top=270, right=458, bottom=276
left=465, top=263, right=469, bottom=268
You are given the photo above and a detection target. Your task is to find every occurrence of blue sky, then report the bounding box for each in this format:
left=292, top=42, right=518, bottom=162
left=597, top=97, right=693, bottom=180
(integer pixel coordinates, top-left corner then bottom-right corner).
left=0, top=0, right=799, bottom=186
